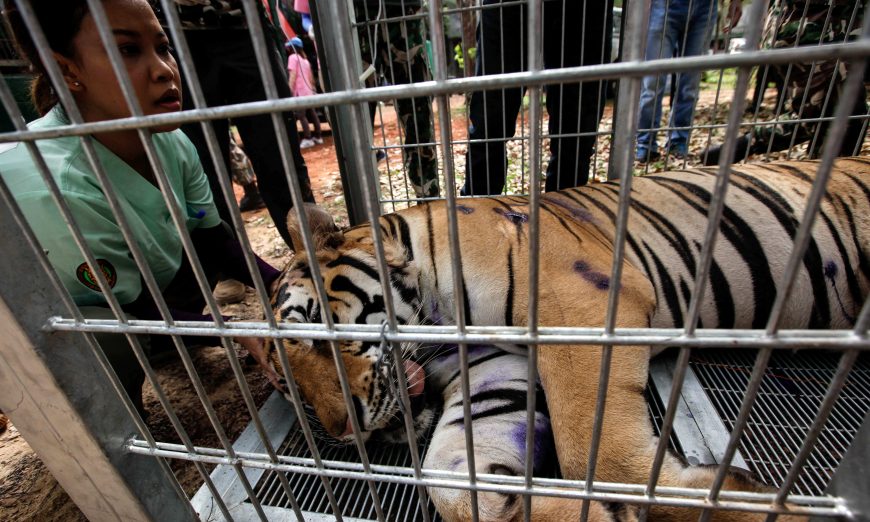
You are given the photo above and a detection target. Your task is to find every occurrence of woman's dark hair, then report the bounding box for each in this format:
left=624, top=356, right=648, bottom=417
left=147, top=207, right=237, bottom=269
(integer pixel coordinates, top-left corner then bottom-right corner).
left=2, top=0, right=90, bottom=115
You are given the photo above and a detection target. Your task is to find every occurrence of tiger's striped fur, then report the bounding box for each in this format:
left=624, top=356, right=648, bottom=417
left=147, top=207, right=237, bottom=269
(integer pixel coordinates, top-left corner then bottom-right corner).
left=270, top=158, right=869, bottom=521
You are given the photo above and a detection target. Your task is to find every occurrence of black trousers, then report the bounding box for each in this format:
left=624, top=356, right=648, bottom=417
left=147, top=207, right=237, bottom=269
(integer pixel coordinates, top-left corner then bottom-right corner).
left=181, top=29, right=315, bottom=248
left=463, top=0, right=613, bottom=195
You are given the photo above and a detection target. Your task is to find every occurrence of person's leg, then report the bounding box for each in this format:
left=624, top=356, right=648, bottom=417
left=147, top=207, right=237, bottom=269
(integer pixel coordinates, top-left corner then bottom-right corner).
left=296, top=109, right=312, bottom=140
left=543, top=0, right=612, bottom=191
left=79, top=306, right=150, bottom=416
left=838, top=81, right=868, bottom=157
left=636, top=0, right=672, bottom=161
left=180, top=31, right=234, bottom=227
left=806, top=62, right=868, bottom=159
left=212, top=32, right=314, bottom=247
left=667, top=0, right=716, bottom=155
left=463, top=0, right=525, bottom=196
left=383, top=8, right=440, bottom=198
left=308, top=107, right=323, bottom=141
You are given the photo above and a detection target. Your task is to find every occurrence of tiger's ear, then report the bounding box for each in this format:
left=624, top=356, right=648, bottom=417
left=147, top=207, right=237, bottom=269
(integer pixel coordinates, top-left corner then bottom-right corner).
left=286, top=204, right=345, bottom=255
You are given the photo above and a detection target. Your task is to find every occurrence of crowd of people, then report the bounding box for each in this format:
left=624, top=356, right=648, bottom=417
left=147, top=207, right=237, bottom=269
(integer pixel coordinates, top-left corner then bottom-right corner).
left=0, top=0, right=864, bottom=413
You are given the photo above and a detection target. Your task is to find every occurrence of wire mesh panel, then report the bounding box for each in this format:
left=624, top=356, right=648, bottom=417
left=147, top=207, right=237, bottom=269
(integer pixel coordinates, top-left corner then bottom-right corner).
left=0, top=0, right=869, bottom=521
left=690, top=350, right=870, bottom=497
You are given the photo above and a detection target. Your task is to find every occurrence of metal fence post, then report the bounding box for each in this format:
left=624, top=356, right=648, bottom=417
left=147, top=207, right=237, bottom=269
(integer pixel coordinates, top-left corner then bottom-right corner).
left=310, top=0, right=371, bottom=226
left=0, top=194, right=195, bottom=522
left=817, top=412, right=870, bottom=521
left=607, top=0, right=648, bottom=180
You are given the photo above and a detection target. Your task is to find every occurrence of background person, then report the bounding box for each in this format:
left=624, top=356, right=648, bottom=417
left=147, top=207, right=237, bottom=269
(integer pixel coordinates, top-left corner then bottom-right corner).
left=635, top=0, right=742, bottom=163
left=353, top=0, right=440, bottom=199
left=286, top=36, right=323, bottom=149
left=0, top=0, right=282, bottom=412
left=158, top=0, right=316, bottom=250
left=702, top=0, right=866, bottom=164
left=462, top=0, right=613, bottom=195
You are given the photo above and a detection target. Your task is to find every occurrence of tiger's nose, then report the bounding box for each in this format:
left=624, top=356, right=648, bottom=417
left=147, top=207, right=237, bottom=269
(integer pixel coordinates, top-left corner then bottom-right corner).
left=339, top=417, right=353, bottom=439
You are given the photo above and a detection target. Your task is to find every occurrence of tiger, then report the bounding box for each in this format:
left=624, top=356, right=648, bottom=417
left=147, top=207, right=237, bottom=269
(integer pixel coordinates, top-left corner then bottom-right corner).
left=269, top=157, right=870, bottom=521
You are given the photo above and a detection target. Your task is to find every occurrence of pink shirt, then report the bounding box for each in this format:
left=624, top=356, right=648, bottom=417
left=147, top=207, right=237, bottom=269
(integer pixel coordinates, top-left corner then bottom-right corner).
left=294, top=0, right=310, bottom=14
left=287, top=53, right=316, bottom=97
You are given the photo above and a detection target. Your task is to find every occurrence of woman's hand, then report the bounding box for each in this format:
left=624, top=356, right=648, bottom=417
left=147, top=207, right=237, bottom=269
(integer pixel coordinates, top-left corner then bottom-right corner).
left=270, top=276, right=282, bottom=296
left=235, top=335, right=284, bottom=391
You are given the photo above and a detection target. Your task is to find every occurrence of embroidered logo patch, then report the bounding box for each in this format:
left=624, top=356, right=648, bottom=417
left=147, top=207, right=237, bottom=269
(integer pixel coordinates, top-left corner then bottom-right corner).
left=75, top=259, right=117, bottom=292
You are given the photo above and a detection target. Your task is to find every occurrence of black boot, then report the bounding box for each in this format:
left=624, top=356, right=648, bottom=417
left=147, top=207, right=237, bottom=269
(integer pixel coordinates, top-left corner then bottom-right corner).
left=702, top=134, right=751, bottom=166
left=239, top=183, right=266, bottom=212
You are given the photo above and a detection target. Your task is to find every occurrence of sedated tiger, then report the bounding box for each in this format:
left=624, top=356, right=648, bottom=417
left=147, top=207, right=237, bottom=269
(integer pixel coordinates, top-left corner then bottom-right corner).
left=269, top=158, right=869, bottom=521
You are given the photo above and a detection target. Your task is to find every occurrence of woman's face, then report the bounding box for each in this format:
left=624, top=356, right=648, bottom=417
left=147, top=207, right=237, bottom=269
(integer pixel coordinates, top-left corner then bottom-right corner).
left=65, top=0, right=181, bottom=131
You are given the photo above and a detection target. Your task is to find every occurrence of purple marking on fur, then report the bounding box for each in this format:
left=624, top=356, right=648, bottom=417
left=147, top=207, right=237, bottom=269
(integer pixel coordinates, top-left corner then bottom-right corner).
left=448, top=457, right=466, bottom=471
left=511, top=423, right=528, bottom=466
left=824, top=260, right=838, bottom=279
left=457, top=205, right=475, bottom=215
left=429, top=298, right=445, bottom=325
left=473, top=376, right=499, bottom=394
left=493, top=207, right=529, bottom=224
left=541, top=194, right=595, bottom=223
left=510, top=418, right=552, bottom=470
left=535, top=418, right=552, bottom=467
left=573, top=260, right=610, bottom=290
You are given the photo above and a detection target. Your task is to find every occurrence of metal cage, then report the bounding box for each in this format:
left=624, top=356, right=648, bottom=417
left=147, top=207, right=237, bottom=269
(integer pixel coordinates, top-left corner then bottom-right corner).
left=0, top=0, right=869, bottom=521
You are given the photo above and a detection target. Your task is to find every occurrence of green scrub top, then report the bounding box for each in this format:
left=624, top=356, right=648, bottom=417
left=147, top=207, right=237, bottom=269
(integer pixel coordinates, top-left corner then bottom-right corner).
left=0, top=105, right=221, bottom=307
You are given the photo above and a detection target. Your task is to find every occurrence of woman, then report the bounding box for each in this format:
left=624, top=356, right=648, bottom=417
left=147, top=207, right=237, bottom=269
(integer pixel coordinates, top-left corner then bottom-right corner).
left=0, top=0, right=281, bottom=413
left=286, top=36, right=322, bottom=148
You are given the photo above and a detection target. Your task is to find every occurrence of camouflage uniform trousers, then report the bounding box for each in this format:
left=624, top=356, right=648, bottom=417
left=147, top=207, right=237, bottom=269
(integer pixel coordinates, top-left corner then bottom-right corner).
left=750, top=0, right=867, bottom=157
left=358, top=5, right=439, bottom=198
left=229, top=137, right=256, bottom=186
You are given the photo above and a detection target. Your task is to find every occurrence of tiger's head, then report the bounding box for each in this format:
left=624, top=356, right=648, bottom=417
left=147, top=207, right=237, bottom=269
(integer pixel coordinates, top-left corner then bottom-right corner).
left=269, top=205, right=435, bottom=444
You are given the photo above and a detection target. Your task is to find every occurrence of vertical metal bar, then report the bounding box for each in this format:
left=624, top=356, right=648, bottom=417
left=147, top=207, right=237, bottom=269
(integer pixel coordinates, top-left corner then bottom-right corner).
left=312, top=0, right=369, bottom=226
left=761, top=0, right=814, bottom=160
left=785, top=2, right=839, bottom=159
left=697, top=347, right=773, bottom=522
left=316, top=2, right=409, bottom=519
left=157, top=0, right=276, bottom=321
left=703, top=24, right=870, bottom=517
left=154, top=11, right=342, bottom=517
left=638, top=0, right=672, bottom=177
left=523, top=0, right=544, bottom=519
left=637, top=347, right=691, bottom=522
left=583, top=0, right=648, bottom=518
left=685, top=0, right=767, bottom=338
left=607, top=0, right=648, bottom=180
left=2, top=124, right=234, bottom=522
left=428, top=0, right=480, bottom=518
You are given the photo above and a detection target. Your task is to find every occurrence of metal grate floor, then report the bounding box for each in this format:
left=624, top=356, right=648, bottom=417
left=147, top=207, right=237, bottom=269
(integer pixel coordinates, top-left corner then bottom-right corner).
left=690, top=349, right=870, bottom=496
left=252, top=417, right=443, bottom=521
left=248, top=350, right=869, bottom=518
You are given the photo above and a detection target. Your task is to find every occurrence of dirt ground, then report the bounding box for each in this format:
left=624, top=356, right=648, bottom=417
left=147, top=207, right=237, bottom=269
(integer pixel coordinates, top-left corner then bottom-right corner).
left=2, top=89, right=866, bottom=521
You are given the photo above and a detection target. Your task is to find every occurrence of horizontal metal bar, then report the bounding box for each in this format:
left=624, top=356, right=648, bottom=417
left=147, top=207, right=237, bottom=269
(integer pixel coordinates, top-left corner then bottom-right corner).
left=1, top=40, right=867, bottom=144
left=125, top=440, right=844, bottom=516
left=47, top=317, right=870, bottom=349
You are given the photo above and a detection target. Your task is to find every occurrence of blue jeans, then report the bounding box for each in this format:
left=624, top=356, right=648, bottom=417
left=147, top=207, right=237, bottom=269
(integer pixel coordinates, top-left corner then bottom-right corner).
left=637, top=0, right=716, bottom=155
